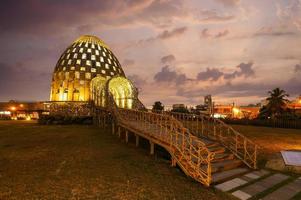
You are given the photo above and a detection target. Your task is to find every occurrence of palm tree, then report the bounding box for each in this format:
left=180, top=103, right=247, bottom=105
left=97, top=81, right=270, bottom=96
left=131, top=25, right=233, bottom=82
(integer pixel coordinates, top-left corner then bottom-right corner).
left=263, top=88, right=289, bottom=119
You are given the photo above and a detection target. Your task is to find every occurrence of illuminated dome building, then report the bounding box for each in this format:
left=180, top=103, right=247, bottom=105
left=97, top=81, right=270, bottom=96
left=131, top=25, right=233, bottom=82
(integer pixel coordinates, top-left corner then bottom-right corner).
left=50, top=35, right=139, bottom=109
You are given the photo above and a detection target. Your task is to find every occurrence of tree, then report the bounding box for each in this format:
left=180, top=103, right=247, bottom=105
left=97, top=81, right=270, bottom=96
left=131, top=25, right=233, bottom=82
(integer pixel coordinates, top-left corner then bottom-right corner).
left=259, top=88, right=289, bottom=119
left=152, top=101, right=164, bottom=112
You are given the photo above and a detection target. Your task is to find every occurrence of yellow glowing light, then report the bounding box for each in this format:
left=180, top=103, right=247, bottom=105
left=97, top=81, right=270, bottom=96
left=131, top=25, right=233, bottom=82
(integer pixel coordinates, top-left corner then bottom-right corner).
left=10, top=106, right=16, bottom=111
left=232, top=107, right=240, bottom=114
left=299, top=99, right=301, bottom=104
left=26, top=116, right=31, bottom=121
left=19, top=104, right=24, bottom=108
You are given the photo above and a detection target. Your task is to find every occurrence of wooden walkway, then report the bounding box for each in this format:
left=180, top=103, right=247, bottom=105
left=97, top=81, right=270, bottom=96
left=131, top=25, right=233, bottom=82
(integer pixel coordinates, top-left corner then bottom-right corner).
left=93, top=96, right=259, bottom=186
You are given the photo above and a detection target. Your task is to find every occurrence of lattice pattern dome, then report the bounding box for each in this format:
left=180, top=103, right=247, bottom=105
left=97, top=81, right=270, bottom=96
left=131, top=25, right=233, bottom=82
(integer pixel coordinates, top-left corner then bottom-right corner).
left=50, top=35, right=125, bottom=101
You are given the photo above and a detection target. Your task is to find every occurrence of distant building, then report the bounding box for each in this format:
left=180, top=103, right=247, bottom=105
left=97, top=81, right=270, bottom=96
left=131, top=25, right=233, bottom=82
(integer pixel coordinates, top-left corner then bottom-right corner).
left=172, top=104, right=185, bottom=110
left=0, top=101, right=44, bottom=120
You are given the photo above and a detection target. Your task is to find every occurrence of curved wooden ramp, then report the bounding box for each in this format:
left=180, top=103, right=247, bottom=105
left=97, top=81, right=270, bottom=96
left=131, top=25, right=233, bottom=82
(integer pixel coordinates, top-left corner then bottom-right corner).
left=93, top=95, right=258, bottom=186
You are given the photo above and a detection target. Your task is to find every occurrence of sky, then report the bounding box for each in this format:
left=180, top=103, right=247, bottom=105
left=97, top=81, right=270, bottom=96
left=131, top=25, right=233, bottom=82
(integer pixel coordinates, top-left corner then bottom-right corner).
left=0, top=0, right=300, bottom=107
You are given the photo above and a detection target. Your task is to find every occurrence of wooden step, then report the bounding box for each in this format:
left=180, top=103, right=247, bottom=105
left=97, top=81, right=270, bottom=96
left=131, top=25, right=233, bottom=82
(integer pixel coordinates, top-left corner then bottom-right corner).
left=207, top=146, right=226, bottom=154
left=209, top=159, right=243, bottom=173
left=212, top=152, right=235, bottom=163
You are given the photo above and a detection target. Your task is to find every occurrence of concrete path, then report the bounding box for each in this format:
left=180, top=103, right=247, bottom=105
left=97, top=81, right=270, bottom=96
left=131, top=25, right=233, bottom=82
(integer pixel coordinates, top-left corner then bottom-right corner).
left=215, top=169, right=301, bottom=200
left=262, top=177, right=301, bottom=200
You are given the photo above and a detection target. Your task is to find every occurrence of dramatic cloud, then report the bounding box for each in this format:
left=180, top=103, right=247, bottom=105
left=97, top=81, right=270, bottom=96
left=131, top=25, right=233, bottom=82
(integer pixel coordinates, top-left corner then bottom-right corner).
left=154, top=66, right=188, bottom=85
left=295, top=64, right=301, bottom=73
left=199, top=10, right=235, bottom=23
left=157, top=27, right=188, bottom=39
left=137, top=26, right=188, bottom=45
left=161, top=54, right=176, bottom=64
left=201, top=28, right=229, bottom=38
left=276, top=0, right=301, bottom=31
left=197, top=68, right=223, bottom=81
left=214, top=0, right=240, bottom=7
left=197, top=62, right=254, bottom=81
left=128, top=74, right=146, bottom=88
left=253, top=27, right=296, bottom=37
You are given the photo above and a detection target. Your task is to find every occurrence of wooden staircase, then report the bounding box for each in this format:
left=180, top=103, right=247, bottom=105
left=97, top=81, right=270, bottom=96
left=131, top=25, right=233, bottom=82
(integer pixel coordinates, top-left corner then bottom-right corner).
left=93, top=92, right=258, bottom=186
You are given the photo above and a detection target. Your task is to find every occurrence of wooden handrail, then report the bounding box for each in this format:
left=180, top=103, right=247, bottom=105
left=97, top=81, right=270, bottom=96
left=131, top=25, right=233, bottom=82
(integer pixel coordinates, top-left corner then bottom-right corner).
left=100, top=93, right=215, bottom=186
left=164, top=112, right=258, bottom=169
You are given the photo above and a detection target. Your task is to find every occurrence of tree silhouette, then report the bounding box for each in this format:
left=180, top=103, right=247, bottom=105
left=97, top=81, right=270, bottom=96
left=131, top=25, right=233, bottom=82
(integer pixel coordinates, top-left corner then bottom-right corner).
left=152, top=101, right=164, bottom=111
left=259, top=88, right=289, bottom=119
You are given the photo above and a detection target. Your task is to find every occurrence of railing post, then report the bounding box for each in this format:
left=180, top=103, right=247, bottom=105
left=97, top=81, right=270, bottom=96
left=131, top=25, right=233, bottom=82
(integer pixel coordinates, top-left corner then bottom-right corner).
left=135, top=134, right=139, bottom=147
left=244, top=139, right=247, bottom=160
left=125, top=130, right=129, bottom=143
left=150, top=141, right=154, bottom=155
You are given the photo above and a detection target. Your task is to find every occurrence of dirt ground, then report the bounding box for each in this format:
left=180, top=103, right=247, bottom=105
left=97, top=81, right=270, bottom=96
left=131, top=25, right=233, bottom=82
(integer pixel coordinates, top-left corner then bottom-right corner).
left=0, top=120, right=233, bottom=200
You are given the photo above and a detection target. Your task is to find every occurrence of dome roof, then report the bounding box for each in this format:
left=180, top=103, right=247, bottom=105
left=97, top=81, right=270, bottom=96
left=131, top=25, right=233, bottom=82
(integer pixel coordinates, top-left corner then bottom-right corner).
left=54, top=35, right=125, bottom=78
left=50, top=35, right=126, bottom=101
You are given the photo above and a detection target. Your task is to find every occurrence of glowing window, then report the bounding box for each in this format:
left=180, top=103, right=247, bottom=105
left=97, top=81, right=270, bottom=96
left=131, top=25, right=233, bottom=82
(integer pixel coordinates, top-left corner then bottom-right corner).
left=85, top=73, right=91, bottom=79
left=109, top=54, right=112, bottom=59
left=79, top=42, right=83, bottom=47
left=91, top=68, right=96, bottom=73
left=82, top=53, right=86, bottom=59
left=113, top=66, right=116, bottom=71
left=110, top=72, right=114, bottom=76
left=71, top=66, right=75, bottom=70
left=91, top=44, right=95, bottom=49
left=65, top=72, right=69, bottom=79
left=102, top=52, right=106, bottom=57
left=61, top=60, right=65, bottom=65
left=76, top=60, right=81, bottom=65
left=106, top=75, right=111, bottom=79
left=87, top=48, right=92, bottom=53
left=100, top=57, right=104, bottom=62
left=105, top=64, right=109, bottom=69
left=108, top=59, right=111, bottom=64
left=73, top=53, right=78, bottom=58
left=104, top=48, right=107, bottom=52
left=91, top=55, right=96, bottom=60
left=72, top=48, right=76, bottom=52
left=114, top=61, right=117, bottom=66
left=96, top=62, right=100, bottom=67
left=101, top=70, right=106, bottom=74
left=85, top=43, right=88, bottom=48
left=80, top=67, right=86, bottom=71
left=80, top=80, right=84, bottom=85
left=63, top=67, right=66, bottom=71
left=75, top=72, right=80, bottom=79
left=68, top=60, right=72, bottom=65
left=66, top=54, right=70, bottom=59
left=95, top=50, right=99, bottom=55
left=79, top=48, right=83, bottom=53
left=67, top=49, right=70, bottom=53
left=86, top=60, right=91, bottom=66
left=97, top=44, right=101, bottom=50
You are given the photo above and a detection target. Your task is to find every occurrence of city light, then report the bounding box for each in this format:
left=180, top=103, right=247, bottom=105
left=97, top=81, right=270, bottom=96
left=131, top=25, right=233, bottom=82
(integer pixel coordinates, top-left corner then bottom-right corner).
left=10, top=106, right=16, bottom=111
left=232, top=107, right=240, bottom=114
left=26, top=116, right=31, bottom=121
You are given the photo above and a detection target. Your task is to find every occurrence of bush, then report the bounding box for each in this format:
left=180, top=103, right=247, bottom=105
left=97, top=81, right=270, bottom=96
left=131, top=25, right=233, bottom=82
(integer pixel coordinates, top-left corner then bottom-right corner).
left=38, top=115, right=93, bottom=125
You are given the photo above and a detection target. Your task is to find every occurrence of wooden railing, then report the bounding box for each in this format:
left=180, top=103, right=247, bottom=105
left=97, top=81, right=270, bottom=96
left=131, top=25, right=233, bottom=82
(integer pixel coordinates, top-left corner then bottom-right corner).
left=104, top=94, right=215, bottom=186
left=165, top=112, right=258, bottom=169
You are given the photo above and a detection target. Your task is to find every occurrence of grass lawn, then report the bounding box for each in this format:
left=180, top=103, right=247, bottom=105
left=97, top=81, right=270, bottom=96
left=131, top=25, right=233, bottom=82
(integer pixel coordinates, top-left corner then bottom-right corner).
left=0, top=121, right=233, bottom=200
left=231, top=125, right=301, bottom=155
